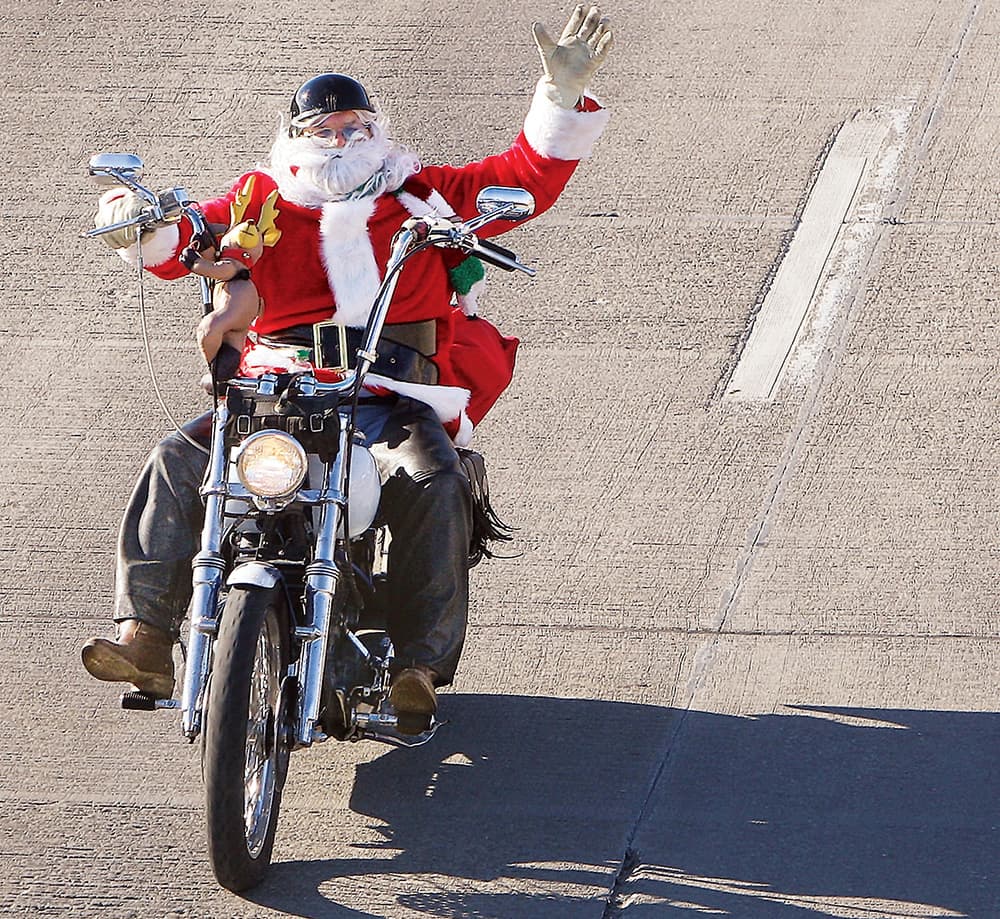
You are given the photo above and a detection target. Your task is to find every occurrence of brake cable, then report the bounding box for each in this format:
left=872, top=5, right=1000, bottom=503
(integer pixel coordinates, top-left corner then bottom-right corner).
left=135, top=232, right=211, bottom=457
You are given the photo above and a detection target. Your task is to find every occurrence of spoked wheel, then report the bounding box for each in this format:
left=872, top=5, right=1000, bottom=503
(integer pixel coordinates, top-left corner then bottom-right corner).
left=203, top=585, right=291, bottom=892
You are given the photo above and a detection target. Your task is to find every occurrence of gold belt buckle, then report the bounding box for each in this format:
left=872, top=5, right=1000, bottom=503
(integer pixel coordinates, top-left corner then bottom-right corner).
left=312, top=320, right=349, bottom=372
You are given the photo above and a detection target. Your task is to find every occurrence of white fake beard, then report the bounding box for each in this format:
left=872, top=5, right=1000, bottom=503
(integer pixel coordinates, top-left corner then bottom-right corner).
left=268, top=122, right=420, bottom=207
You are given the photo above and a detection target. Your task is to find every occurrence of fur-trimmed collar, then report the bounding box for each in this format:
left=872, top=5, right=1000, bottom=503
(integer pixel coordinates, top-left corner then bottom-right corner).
left=318, top=197, right=380, bottom=327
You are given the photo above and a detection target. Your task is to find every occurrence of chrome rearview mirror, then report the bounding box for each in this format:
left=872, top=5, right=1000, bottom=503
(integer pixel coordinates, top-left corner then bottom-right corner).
left=88, top=153, right=145, bottom=187
left=475, top=186, right=535, bottom=221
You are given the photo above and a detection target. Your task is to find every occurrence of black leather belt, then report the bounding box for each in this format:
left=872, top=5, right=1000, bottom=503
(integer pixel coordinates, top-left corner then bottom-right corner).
left=259, top=319, right=439, bottom=386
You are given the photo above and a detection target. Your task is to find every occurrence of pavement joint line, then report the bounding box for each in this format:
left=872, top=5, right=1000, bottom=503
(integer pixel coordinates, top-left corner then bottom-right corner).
left=475, top=623, right=1000, bottom=641
left=701, top=6, right=978, bottom=683
left=884, top=0, right=981, bottom=224
left=601, top=6, right=985, bottom=912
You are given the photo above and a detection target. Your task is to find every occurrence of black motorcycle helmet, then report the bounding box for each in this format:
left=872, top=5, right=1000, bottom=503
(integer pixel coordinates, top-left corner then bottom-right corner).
left=289, top=73, right=375, bottom=135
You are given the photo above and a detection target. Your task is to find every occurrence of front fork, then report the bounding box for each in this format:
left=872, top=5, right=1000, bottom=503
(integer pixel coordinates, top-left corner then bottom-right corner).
left=293, top=452, right=344, bottom=747
left=181, top=405, right=230, bottom=740
left=180, top=409, right=356, bottom=747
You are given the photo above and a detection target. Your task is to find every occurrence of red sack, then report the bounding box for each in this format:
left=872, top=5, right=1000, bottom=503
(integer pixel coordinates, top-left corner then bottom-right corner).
left=449, top=312, right=519, bottom=426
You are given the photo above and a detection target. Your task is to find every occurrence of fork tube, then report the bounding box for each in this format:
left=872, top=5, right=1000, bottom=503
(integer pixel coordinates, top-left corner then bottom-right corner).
left=181, top=403, right=229, bottom=739
left=295, top=443, right=345, bottom=745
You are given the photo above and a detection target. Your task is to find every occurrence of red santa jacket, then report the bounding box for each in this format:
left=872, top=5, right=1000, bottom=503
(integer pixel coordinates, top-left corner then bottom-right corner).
left=129, top=83, right=610, bottom=441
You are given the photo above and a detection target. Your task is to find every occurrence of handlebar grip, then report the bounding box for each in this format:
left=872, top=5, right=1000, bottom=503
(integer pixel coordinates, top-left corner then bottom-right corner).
left=472, top=238, right=521, bottom=272
left=477, top=238, right=518, bottom=261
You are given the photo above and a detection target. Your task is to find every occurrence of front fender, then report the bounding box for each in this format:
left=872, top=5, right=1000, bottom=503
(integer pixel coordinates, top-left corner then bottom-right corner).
left=226, top=561, right=282, bottom=590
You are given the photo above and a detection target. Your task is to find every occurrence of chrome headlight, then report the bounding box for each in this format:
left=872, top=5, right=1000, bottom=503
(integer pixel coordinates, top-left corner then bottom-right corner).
left=236, top=430, right=308, bottom=500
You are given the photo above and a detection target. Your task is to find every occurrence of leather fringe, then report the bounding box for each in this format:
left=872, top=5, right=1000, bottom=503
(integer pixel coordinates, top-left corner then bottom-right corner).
left=457, top=448, right=515, bottom=567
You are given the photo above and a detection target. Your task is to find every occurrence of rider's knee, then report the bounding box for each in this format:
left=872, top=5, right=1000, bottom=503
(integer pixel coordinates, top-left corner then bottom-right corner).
left=147, top=426, right=209, bottom=485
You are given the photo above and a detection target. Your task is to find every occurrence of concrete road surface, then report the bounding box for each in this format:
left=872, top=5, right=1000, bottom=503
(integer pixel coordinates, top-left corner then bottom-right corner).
left=1, top=1, right=997, bottom=916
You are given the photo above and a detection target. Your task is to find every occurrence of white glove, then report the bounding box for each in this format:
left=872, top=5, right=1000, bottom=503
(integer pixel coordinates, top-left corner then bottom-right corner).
left=93, top=187, right=147, bottom=249
left=532, top=4, right=614, bottom=109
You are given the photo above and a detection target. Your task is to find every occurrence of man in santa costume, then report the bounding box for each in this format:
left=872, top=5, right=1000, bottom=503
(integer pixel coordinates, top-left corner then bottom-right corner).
left=82, top=5, right=614, bottom=725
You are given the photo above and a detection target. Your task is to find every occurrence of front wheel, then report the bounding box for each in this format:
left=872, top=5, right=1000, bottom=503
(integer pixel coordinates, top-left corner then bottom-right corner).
left=203, top=585, right=291, bottom=891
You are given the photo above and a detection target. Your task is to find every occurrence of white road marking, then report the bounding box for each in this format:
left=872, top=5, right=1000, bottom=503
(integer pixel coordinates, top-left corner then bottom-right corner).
left=724, top=106, right=913, bottom=402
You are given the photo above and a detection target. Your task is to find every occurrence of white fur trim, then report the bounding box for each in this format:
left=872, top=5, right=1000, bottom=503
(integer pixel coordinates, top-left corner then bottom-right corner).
left=454, top=412, right=474, bottom=447
left=116, top=222, right=180, bottom=269
left=319, top=199, right=380, bottom=327
left=365, top=373, right=470, bottom=423
left=425, top=189, right=452, bottom=216
left=395, top=191, right=424, bottom=216
left=523, top=79, right=611, bottom=161
left=458, top=276, right=486, bottom=316
left=396, top=187, right=455, bottom=219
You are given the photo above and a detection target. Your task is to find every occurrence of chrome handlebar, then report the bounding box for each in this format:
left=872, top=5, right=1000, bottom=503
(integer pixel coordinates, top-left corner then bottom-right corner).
left=82, top=165, right=203, bottom=240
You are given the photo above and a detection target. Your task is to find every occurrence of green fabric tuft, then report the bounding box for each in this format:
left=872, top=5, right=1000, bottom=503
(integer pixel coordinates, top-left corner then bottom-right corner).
left=448, top=256, right=486, bottom=295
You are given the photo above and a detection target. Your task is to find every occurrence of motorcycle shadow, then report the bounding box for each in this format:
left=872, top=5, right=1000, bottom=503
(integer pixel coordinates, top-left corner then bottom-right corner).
left=246, top=698, right=1000, bottom=918
left=248, top=692, right=676, bottom=917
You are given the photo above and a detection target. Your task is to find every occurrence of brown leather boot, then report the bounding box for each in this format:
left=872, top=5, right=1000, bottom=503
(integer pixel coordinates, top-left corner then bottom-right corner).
left=389, top=666, right=438, bottom=734
left=81, top=621, right=175, bottom=698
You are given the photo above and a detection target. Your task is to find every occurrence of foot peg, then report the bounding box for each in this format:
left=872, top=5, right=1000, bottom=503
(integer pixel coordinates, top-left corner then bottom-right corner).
left=396, top=712, right=433, bottom=736
left=121, top=691, right=179, bottom=711
left=356, top=710, right=445, bottom=747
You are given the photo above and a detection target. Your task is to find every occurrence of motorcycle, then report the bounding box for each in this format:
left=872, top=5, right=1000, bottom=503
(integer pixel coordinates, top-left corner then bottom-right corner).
left=84, top=153, right=535, bottom=891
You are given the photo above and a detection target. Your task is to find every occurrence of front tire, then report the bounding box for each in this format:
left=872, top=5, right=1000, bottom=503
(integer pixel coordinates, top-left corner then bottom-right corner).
left=203, top=585, right=290, bottom=892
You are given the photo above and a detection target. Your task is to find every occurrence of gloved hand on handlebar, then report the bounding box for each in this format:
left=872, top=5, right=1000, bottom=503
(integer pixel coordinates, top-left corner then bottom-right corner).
left=532, top=4, right=614, bottom=110
left=92, top=188, right=147, bottom=249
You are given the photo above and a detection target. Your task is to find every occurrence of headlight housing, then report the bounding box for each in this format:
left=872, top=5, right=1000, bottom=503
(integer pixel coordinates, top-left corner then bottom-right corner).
left=236, top=430, right=308, bottom=500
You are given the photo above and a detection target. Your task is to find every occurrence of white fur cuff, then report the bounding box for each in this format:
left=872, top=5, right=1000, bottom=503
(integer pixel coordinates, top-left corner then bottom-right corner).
left=454, top=411, right=474, bottom=447
left=523, top=78, right=611, bottom=161
left=116, top=222, right=180, bottom=269
left=365, top=374, right=470, bottom=424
